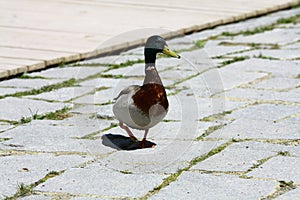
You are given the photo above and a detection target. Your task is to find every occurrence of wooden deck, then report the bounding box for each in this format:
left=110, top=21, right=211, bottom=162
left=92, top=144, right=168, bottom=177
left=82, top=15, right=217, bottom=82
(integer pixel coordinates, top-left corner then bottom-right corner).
left=0, top=0, right=299, bottom=79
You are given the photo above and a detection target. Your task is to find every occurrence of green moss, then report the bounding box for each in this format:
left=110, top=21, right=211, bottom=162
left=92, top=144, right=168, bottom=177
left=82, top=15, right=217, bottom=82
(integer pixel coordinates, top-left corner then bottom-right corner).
left=4, top=171, right=63, bottom=200
left=218, top=56, right=249, bottom=68
left=277, top=151, right=291, bottom=156
left=254, top=53, right=280, bottom=60
left=143, top=141, right=233, bottom=198
left=196, top=124, right=224, bottom=140
left=296, top=74, right=300, bottom=79
left=194, top=40, right=206, bottom=48
left=276, top=14, right=300, bottom=24
left=263, top=180, right=296, bottom=199
left=200, top=111, right=232, bottom=122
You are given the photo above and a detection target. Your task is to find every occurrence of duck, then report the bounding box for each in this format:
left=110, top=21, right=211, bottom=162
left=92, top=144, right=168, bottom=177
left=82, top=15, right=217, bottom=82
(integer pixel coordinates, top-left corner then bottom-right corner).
left=112, top=35, right=180, bottom=148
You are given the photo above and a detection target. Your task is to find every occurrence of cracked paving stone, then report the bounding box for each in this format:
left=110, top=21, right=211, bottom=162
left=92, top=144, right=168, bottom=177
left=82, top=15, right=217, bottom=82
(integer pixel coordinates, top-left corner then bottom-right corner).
left=27, top=66, right=108, bottom=80
left=96, top=139, right=226, bottom=174
left=0, top=154, right=92, bottom=197
left=0, top=118, right=113, bottom=153
left=251, top=77, right=300, bottom=90
left=150, top=172, right=277, bottom=200
left=25, top=86, right=95, bottom=102
left=191, top=142, right=275, bottom=172
left=0, top=97, right=72, bottom=121
left=276, top=187, right=300, bottom=200
left=0, top=78, right=64, bottom=89
left=36, top=163, right=165, bottom=198
left=247, top=156, right=300, bottom=183
left=0, top=87, right=30, bottom=96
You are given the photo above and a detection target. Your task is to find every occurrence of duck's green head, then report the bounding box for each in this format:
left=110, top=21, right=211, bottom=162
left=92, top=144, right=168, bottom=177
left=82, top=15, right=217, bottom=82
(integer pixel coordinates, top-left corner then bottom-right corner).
left=144, top=35, right=180, bottom=63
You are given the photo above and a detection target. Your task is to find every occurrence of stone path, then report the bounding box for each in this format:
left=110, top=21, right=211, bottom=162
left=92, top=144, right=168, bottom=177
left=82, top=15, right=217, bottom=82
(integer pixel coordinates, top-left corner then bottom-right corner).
left=1, top=8, right=300, bottom=200
left=1, top=0, right=299, bottom=79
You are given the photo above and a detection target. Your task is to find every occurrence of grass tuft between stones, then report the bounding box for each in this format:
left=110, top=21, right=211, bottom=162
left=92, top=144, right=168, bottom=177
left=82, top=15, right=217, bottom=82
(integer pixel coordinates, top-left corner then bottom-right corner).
left=144, top=141, right=233, bottom=198
left=4, top=171, right=63, bottom=200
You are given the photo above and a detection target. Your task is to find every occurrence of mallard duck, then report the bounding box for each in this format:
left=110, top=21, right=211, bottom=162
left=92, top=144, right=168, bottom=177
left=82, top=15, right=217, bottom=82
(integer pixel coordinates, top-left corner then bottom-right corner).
left=113, top=35, right=180, bottom=148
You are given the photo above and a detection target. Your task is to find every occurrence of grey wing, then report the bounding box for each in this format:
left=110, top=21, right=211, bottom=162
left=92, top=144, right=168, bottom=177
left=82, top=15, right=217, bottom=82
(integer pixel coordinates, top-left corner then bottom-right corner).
left=113, top=85, right=141, bottom=101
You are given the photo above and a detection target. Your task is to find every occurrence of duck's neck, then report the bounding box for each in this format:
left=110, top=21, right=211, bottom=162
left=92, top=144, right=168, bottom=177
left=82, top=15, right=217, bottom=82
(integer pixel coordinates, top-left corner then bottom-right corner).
left=144, top=51, right=163, bottom=85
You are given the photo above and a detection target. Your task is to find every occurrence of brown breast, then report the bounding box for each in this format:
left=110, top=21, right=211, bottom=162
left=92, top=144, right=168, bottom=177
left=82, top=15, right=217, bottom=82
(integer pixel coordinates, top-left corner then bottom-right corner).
left=132, top=83, right=168, bottom=115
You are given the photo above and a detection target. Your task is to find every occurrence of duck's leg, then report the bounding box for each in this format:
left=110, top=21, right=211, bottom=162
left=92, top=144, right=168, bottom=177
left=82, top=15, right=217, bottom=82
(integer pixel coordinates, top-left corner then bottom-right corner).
left=141, top=129, right=149, bottom=148
left=119, top=122, right=137, bottom=141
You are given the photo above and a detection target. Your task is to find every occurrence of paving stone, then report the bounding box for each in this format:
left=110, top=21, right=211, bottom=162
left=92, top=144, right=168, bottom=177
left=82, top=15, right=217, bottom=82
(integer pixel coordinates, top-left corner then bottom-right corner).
left=215, top=58, right=300, bottom=78
left=79, top=77, right=141, bottom=90
left=0, top=121, right=14, bottom=133
left=228, top=141, right=300, bottom=157
left=221, top=87, right=300, bottom=103
left=98, top=139, right=226, bottom=174
left=208, top=118, right=300, bottom=140
left=0, top=97, right=72, bottom=121
left=204, top=40, right=251, bottom=58
left=217, top=65, right=268, bottom=91
left=36, top=163, right=165, bottom=198
left=74, top=104, right=113, bottom=116
left=20, top=195, right=51, bottom=200
left=247, top=156, right=300, bottom=183
left=252, top=77, right=300, bottom=90
left=78, top=54, right=143, bottom=65
left=71, top=197, right=108, bottom=200
left=0, top=154, right=92, bottom=197
left=191, top=143, right=275, bottom=172
left=228, top=28, right=300, bottom=46
left=72, top=88, right=114, bottom=105
left=28, top=66, right=107, bottom=80
left=281, top=42, right=300, bottom=50
left=230, top=49, right=300, bottom=60
left=0, top=78, right=64, bottom=89
left=276, top=187, right=300, bottom=200
left=26, top=86, right=95, bottom=102
left=150, top=172, right=277, bottom=200
left=0, top=118, right=113, bottom=153
left=0, top=87, right=29, bottom=96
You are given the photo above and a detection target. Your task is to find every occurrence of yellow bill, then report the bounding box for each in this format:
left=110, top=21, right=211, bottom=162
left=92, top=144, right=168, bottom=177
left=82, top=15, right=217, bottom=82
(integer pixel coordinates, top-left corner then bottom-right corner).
left=162, top=45, right=181, bottom=59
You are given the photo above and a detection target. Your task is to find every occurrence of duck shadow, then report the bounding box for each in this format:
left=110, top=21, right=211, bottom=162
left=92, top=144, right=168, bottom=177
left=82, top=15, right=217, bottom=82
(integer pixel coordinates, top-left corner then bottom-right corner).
left=102, top=133, right=156, bottom=150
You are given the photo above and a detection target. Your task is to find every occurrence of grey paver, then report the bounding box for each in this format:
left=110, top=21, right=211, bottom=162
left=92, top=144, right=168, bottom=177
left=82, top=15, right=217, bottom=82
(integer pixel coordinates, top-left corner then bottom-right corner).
left=0, top=121, right=14, bottom=133
left=191, top=143, right=275, bottom=172
left=0, top=154, right=92, bottom=197
left=0, top=78, right=64, bottom=89
left=0, top=97, right=72, bottom=121
left=208, top=118, right=300, bottom=140
left=72, top=88, right=114, bottom=105
left=252, top=77, right=300, bottom=90
left=247, top=156, right=300, bottom=183
left=0, top=87, right=30, bottom=96
left=27, top=66, right=108, bottom=80
left=36, top=163, right=165, bottom=198
left=228, top=28, right=300, bottom=45
left=0, top=118, right=113, bottom=153
left=150, top=172, right=277, bottom=200
left=96, top=140, right=226, bottom=174
left=78, top=54, right=143, bottom=65
left=230, top=49, right=300, bottom=60
left=20, top=195, right=51, bottom=200
left=26, top=86, right=95, bottom=102
left=276, top=188, right=300, bottom=200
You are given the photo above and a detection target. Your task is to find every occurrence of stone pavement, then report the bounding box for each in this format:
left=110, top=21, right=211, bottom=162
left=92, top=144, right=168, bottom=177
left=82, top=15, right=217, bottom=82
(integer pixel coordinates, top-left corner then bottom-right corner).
left=1, top=0, right=300, bottom=79
left=0, top=7, right=300, bottom=200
